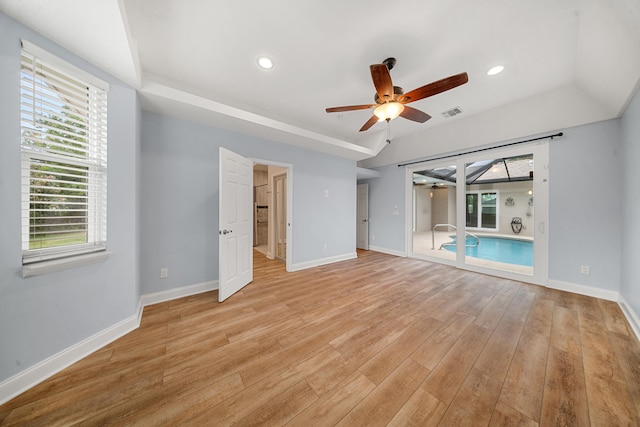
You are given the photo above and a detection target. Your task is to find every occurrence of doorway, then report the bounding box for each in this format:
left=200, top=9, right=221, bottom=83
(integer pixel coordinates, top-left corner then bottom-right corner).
left=251, top=160, right=292, bottom=270
left=253, top=165, right=269, bottom=254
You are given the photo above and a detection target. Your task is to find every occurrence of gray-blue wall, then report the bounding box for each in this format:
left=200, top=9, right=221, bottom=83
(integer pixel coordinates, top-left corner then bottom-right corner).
left=140, top=112, right=357, bottom=294
left=548, top=119, right=622, bottom=290
left=362, top=164, right=406, bottom=254
left=0, top=13, right=140, bottom=382
left=620, top=89, right=640, bottom=318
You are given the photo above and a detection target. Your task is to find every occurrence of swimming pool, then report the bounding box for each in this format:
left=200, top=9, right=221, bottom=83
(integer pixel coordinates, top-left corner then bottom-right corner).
left=443, top=236, right=533, bottom=266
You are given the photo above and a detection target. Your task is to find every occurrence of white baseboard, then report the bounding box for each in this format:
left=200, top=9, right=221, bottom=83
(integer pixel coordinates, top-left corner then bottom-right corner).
left=289, top=252, right=357, bottom=272
left=140, top=280, right=218, bottom=307
left=546, top=279, right=640, bottom=342
left=546, top=279, right=619, bottom=301
left=0, top=280, right=218, bottom=406
left=368, top=245, right=407, bottom=258
left=618, top=295, right=640, bottom=342
left=0, top=303, right=142, bottom=406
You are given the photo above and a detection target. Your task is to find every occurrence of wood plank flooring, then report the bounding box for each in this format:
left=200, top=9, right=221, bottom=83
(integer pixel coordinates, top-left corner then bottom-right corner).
left=1, top=250, right=639, bottom=426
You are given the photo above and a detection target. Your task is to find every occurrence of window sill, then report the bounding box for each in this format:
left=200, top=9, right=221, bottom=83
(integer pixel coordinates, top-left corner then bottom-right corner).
left=22, top=251, right=110, bottom=278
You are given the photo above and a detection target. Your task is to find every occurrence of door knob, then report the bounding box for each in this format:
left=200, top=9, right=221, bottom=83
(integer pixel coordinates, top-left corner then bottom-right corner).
left=220, top=229, right=232, bottom=235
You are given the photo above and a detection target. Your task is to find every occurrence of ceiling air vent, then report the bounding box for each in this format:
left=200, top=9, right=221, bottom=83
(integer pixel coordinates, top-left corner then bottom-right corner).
left=442, top=106, right=463, bottom=118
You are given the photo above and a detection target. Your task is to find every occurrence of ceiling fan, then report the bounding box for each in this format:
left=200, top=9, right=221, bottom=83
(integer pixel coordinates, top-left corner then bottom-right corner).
left=326, top=58, right=469, bottom=132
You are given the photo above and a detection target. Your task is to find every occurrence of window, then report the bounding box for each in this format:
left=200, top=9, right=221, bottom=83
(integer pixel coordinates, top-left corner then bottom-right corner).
left=466, top=191, right=498, bottom=230
left=20, top=41, right=108, bottom=265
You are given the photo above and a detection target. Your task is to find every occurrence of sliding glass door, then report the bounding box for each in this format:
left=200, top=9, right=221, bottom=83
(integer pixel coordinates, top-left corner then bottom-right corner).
left=409, top=142, right=548, bottom=285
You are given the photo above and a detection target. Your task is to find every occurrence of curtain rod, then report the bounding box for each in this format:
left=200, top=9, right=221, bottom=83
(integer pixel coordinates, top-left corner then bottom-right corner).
left=397, top=132, right=563, bottom=168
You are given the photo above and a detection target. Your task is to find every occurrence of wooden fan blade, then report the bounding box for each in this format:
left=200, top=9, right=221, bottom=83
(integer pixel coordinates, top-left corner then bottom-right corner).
left=359, top=115, right=379, bottom=132
left=326, top=104, right=375, bottom=113
left=370, top=64, right=393, bottom=101
left=400, top=106, right=431, bottom=123
left=400, top=72, right=469, bottom=104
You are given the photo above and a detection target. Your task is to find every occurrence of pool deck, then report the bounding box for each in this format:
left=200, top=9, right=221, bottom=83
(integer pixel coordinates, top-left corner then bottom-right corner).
left=412, top=230, right=534, bottom=275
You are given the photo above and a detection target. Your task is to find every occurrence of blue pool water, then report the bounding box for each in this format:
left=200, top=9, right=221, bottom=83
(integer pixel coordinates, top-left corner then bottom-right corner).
left=443, top=236, right=533, bottom=266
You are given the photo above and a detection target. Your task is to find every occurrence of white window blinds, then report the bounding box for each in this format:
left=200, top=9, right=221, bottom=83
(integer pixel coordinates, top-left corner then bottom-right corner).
left=20, top=40, right=109, bottom=264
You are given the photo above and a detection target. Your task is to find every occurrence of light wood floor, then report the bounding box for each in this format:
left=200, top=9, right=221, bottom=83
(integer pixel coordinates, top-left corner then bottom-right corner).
left=1, top=250, right=639, bottom=426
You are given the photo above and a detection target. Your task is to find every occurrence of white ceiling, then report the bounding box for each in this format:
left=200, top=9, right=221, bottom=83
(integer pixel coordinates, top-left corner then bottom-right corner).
left=2, top=0, right=639, bottom=167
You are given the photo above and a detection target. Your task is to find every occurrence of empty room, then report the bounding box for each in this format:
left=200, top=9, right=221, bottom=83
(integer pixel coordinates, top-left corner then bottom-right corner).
left=1, top=1, right=639, bottom=425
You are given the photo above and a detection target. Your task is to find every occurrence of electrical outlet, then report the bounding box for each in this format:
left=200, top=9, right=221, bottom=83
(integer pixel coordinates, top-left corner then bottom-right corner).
left=160, top=268, right=168, bottom=279
left=323, top=243, right=327, bottom=250
left=580, top=265, right=590, bottom=275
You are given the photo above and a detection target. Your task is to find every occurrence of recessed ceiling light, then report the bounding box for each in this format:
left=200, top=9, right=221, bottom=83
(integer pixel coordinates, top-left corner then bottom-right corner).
left=257, top=56, right=274, bottom=69
left=487, top=65, right=504, bottom=76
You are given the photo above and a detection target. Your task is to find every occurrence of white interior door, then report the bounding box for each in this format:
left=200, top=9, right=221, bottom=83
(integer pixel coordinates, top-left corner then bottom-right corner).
left=219, top=147, right=253, bottom=302
left=357, top=183, right=369, bottom=250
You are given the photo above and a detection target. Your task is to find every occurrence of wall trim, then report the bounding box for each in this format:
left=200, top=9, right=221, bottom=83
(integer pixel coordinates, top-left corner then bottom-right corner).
left=289, top=252, right=357, bottom=272
left=546, top=278, right=640, bottom=342
left=368, top=246, right=407, bottom=258
left=546, top=279, right=619, bottom=301
left=0, top=280, right=218, bottom=406
left=22, top=251, right=110, bottom=278
left=140, top=280, right=218, bottom=307
left=618, top=294, right=640, bottom=342
left=0, top=303, right=142, bottom=406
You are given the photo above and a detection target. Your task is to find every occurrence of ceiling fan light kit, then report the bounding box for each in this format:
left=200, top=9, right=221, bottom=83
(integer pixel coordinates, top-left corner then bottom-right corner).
left=487, top=65, right=504, bottom=75
left=374, top=102, right=404, bottom=121
left=257, top=56, right=274, bottom=69
left=325, top=57, right=469, bottom=133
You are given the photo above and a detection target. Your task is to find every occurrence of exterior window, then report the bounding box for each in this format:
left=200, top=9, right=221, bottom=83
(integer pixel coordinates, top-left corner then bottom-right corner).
left=20, top=41, right=108, bottom=264
left=466, top=191, right=498, bottom=230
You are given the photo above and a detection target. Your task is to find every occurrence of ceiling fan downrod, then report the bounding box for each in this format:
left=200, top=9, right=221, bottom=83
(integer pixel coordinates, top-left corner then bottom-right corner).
left=382, top=57, right=396, bottom=71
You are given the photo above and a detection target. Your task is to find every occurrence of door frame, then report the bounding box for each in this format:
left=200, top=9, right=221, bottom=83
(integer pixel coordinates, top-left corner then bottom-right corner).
left=250, top=157, right=293, bottom=272
left=273, top=173, right=287, bottom=262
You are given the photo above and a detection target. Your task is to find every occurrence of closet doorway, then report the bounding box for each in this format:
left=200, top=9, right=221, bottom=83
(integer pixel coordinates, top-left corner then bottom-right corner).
left=252, top=161, right=291, bottom=268
left=253, top=165, right=269, bottom=253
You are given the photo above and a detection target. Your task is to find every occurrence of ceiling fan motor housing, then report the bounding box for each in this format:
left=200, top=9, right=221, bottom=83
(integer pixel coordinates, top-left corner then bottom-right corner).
left=375, top=86, right=404, bottom=103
